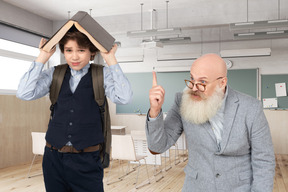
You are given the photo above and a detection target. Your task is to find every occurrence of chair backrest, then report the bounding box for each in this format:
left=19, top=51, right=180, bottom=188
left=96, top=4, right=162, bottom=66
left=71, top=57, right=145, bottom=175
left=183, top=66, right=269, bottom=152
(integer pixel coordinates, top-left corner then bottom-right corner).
left=111, top=135, right=137, bottom=161
left=130, top=130, right=146, bottom=141
left=31, top=132, right=46, bottom=155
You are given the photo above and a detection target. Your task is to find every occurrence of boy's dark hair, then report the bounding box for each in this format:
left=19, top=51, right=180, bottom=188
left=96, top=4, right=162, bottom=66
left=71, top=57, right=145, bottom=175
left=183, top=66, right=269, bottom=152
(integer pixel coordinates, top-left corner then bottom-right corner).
left=59, top=26, right=99, bottom=60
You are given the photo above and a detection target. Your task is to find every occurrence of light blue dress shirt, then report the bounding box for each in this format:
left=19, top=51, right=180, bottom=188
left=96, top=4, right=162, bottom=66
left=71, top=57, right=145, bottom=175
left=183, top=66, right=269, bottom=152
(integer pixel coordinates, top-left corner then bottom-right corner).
left=16, top=62, right=133, bottom=105
left=209, top=86, right=228, bottom=151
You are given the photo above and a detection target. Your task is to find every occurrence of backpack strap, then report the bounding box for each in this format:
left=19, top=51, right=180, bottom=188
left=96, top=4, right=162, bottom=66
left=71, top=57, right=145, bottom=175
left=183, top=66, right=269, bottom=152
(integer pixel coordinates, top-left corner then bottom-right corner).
left=49, top=64, right=68, bottom=118
left=91, top=64, right=105, bottom=106
left=50, top=64, right=68, bottom=105
left=91, top=64, right=111, bottom=168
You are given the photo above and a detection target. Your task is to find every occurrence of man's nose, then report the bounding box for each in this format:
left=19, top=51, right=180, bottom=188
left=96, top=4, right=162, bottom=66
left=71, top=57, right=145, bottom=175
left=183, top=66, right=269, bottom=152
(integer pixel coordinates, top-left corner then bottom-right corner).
left=192, top=84, right=198, bottom=91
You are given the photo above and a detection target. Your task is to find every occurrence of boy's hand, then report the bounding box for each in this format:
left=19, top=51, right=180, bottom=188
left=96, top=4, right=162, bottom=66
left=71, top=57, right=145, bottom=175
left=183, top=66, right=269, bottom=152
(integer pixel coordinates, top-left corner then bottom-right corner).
left=100, top=44, right=118, bottom=66
left=35, top=38, right=56, bottom=64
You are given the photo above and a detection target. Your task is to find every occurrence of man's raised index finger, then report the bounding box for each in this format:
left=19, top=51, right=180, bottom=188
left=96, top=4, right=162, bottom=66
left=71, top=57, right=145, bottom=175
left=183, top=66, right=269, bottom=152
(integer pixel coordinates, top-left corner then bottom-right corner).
left=152, top=71, right=158, bottom=87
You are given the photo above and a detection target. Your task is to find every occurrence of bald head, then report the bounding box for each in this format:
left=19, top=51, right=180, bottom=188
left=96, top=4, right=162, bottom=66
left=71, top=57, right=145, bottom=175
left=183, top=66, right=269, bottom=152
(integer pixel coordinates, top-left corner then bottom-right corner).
left=191, top=53, right=227, bottom=79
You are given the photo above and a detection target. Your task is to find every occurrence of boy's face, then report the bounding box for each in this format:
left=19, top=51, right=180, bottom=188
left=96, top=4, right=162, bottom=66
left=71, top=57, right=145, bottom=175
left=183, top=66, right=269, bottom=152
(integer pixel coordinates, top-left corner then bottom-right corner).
left=63, top=40, right=94, bottom=71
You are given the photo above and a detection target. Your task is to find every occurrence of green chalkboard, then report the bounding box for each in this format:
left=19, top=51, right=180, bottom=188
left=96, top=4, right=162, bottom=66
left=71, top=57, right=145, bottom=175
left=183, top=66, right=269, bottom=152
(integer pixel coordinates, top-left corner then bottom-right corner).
left=117, top=69, right=258, bottom=114
left=116, top=73, right=152, bottom=114
left=261, top=74, right=288, bottom=109
left=227, top=69, right=258, bottom=98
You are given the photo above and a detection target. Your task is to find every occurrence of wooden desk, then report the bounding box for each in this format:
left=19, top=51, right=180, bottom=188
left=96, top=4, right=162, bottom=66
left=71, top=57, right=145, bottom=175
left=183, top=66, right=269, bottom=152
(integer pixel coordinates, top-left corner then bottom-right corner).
left=111, top=126, right=126, bottom=135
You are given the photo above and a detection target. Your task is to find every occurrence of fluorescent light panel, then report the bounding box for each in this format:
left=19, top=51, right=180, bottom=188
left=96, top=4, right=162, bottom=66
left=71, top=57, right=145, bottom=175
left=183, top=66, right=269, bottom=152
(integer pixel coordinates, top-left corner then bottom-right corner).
left=234, top=30, right=288, bottom=40
left=117, top=56, right=144, bottom=63
left=230, top=20, right=288, bottom=30
left=140, top=41, right=163, bottom=49
left=127, top=28, right=181, bottom=38
left=220, top=48, right=271, bottom=57
left=154, top=66, right=191, bottom=72
left=158, top=37, right=191, bottom=45
left=157, top=52, right=200, bottom=61
left=142, top=37, right=191, bottom=46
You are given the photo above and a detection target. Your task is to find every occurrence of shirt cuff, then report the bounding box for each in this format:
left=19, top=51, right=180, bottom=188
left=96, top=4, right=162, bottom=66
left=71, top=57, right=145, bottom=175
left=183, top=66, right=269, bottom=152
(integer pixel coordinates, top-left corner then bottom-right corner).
left=108, top=63, right=122, bottom=73
left=147, top=109, right=162, bottom=121
left=33, top=61, right=45, bottom=69
left=26, top=61, right=44, bottom=73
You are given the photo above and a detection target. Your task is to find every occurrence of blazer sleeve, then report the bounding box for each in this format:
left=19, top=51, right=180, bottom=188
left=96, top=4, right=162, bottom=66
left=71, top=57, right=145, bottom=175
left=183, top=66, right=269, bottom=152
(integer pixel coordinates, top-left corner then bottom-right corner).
left=250, top=101, right=275, bottom=192
left=145, top=92, right=184, bottom=153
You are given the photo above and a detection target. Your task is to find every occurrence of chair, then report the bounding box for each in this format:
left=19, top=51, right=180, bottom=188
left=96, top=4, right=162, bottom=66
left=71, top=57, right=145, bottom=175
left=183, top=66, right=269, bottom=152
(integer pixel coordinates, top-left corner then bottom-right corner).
left=106, top=134, right=150, bottom=189
left=27, top=132, right=46, bottom=178
left=131, top=130, right=164, bottom=182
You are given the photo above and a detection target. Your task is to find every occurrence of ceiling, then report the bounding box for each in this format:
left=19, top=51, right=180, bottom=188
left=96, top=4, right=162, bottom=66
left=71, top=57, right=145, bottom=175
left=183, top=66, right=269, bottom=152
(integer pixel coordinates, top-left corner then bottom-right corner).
left=3, top=0, right=288, bottom=44
left=3, top=0, right=194, bottom=21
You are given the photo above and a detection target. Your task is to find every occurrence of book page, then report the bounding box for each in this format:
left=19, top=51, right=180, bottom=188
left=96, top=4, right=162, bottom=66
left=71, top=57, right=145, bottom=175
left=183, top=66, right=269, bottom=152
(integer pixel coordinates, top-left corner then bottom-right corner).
left=42, top=21, right=74, bottom=52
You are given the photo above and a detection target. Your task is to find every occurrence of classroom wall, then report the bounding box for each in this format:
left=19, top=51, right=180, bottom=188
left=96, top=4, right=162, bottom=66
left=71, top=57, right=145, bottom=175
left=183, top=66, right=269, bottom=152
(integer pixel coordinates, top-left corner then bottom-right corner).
left=0, top=95, right=50, bottom=169
left=265, top=110, right=288, bottom=154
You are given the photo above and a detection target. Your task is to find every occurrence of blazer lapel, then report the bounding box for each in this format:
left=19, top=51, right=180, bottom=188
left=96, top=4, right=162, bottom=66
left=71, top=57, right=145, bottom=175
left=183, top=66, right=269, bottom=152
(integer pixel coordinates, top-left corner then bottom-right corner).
left=203, top=122, right=217, bottom=143
left=218, top=88, right=239, bottom=154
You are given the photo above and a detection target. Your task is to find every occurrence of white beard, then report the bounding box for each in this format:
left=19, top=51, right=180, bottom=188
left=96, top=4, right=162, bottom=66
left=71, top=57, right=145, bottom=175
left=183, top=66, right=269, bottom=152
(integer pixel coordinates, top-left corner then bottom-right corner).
left=180, top=86, right=224, bottom=124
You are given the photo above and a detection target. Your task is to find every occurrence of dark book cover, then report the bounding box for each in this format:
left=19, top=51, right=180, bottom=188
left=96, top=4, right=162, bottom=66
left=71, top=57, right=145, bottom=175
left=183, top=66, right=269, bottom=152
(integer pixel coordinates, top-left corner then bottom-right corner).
left=42, top=11, right=115, bottom=53
left=71, top=11, right=115, bottom=52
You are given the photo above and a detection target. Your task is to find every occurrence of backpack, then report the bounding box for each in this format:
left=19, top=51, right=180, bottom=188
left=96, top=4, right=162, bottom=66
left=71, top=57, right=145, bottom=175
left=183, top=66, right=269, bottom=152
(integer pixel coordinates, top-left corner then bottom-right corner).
left=49, top=63, right=111, bottom=168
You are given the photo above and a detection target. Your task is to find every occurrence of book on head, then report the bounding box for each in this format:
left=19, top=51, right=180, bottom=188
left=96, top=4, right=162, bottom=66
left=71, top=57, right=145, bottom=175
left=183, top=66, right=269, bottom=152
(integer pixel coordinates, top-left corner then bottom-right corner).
left=41, top=11, right=115, bottom=53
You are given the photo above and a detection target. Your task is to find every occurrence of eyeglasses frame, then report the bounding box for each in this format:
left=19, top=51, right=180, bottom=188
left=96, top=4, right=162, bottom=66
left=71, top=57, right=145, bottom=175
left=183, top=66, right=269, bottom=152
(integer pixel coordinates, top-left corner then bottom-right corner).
left=184, top=77, right=224, bottom=92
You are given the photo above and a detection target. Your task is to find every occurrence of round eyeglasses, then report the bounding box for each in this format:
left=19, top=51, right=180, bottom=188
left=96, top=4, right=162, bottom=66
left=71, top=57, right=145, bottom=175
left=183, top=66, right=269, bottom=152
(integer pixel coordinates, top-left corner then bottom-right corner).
left=184, top=77, right=224, bottom=92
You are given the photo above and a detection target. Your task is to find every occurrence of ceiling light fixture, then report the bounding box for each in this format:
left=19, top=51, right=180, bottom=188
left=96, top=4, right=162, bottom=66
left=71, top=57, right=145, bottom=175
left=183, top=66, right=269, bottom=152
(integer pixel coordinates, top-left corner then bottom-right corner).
left=128, top=28, right=182, bottom=38
left=234, top=30, right=288, bottom=40
left=142, top=37, right=191, bottom=45
left=141, top=41, right=163, bottom=49
left=230, top=0, right=288, bottom=31
left=230, top=19, right=288, bottom=31
left=127, top=1, right=182, bottom=38
left=157, top=52, right=200, bottom=61
left=220, top=48, right=271, bottom=58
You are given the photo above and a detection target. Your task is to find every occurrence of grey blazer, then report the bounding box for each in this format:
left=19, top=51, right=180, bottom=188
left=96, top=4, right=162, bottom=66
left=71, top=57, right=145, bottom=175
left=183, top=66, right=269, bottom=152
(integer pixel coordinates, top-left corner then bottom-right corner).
left=146, top=86, right=275, bottom=192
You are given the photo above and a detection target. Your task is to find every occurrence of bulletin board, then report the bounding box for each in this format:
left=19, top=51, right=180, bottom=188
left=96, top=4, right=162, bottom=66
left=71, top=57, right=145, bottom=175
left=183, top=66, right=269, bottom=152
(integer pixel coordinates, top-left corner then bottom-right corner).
left=261, top=74, right=288, bottom=109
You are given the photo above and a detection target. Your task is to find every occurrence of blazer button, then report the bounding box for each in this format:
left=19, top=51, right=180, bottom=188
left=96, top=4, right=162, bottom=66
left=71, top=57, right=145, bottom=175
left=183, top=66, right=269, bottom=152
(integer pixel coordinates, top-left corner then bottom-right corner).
left=216, top=173, right=221, bottom=178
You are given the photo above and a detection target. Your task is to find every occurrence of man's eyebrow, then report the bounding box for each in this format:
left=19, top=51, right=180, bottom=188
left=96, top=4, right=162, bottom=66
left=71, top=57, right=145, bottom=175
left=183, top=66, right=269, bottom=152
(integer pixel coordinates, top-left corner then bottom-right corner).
left=190, top=74, right=208, bottom=80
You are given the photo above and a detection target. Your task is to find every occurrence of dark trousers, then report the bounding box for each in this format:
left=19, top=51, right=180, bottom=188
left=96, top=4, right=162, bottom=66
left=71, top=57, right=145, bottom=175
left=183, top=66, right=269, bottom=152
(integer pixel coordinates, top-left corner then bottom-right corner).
left=42, top=146, right=104, bottom=192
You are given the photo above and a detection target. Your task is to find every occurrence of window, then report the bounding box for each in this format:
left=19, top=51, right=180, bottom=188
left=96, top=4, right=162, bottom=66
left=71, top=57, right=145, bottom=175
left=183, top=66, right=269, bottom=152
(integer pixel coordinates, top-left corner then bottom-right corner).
left=0, top=39, right=39, bottom=93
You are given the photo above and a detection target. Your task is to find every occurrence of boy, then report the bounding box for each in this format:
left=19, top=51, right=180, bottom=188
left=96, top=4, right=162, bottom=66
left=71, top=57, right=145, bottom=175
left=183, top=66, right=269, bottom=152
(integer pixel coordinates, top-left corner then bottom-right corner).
left=17, top=28, right=132, bottom=192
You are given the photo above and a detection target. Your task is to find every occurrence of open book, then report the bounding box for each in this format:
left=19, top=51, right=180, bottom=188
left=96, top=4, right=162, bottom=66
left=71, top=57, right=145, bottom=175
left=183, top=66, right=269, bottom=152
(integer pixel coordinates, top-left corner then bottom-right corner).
left=41, top=11, right=115, bottom=53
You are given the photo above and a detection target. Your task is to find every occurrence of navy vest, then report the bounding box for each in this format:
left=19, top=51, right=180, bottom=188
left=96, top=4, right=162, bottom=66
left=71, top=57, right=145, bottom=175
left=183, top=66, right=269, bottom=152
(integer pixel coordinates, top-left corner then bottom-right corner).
left=46, top=68, right=104, bottom=150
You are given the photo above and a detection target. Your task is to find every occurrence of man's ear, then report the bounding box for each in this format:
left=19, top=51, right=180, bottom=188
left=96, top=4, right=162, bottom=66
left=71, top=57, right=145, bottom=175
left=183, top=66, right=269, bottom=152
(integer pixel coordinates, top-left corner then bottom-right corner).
left=220, top=77, right=228, bottom=88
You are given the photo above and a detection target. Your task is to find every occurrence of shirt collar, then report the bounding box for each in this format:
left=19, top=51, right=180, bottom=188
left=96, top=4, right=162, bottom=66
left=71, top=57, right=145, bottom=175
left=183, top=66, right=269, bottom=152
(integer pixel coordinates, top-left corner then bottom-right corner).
left=69, top=63, right=90, bottom=76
